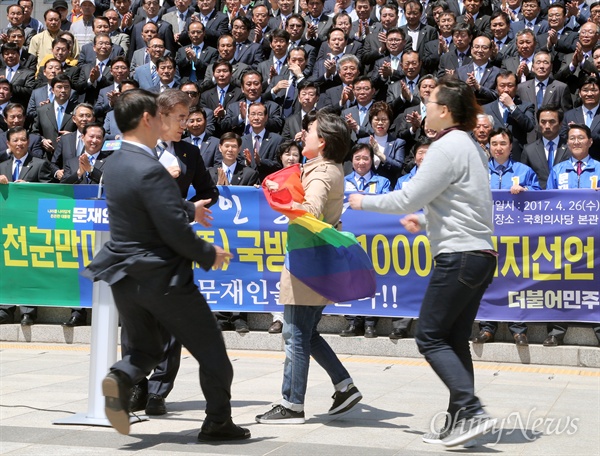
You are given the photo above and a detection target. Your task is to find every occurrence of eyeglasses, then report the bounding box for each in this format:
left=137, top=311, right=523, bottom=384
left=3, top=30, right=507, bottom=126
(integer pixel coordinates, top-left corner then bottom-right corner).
left=183, top=91, right=199, bottom=97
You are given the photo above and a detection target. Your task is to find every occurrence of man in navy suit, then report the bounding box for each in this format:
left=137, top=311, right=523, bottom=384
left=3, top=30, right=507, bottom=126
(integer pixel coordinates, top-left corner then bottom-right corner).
left=221, top=70, right=284, bottom=135
left=240, top=102, right=284, bottom=181
left=400, top=0, right=437, bottom=58
left=560, top=75, right=600, bottom=160
left=128, top=0, right=176, bottom=59
left=83, top=89, right=249, bottom=441
left=282, top=80, right=319, bottom=141
left=74, top=34, right=115, bottom=105
left=179, top=0, right=229, bottom=49
left=50, top=102, right=95, bottom=180
left=0, top=43, right=35, bottom=108
left=94, top=57, right=131, bottom=119
left=437, top=22, right=473, bottom=78
left=510, top=0, right=549, bottom=36
left=521, top=105, right=570, bottom=189
left=230, top=16, right=265, bottom=67
left=175, top=21, right=218, bottom=82
left=0, top=103, right=43, bottom=162
left=457, top=35, right=500, bottom=105
left=483, top=71, right=536, bottom=161
left=184, top=106, right=221, bottom=168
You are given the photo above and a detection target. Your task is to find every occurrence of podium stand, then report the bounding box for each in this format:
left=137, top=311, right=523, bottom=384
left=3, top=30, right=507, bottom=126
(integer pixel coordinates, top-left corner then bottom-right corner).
left=53, top=231, right=148, bottom=427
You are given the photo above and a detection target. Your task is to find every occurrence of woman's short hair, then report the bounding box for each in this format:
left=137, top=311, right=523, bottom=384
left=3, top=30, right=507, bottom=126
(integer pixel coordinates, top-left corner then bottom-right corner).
left=368, top=101, right=393, bottom=124
left=435, top=77, right=482, bottom=131
left=277, top=140, right=301, bottom=164
left=315, top=111, right=351, bottom=163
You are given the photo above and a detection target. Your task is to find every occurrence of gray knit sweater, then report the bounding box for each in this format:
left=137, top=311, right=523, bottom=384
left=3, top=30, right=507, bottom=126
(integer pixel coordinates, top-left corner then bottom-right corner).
left=361, top=129, right=494, bottom=257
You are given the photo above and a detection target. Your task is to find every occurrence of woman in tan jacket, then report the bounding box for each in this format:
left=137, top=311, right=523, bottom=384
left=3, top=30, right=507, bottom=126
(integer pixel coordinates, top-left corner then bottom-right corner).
left=255, top=111, right=363, bottom=424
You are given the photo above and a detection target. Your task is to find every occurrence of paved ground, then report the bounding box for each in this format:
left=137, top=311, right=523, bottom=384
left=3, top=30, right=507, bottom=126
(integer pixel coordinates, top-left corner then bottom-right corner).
left=1, top=342, right=599, bottom=455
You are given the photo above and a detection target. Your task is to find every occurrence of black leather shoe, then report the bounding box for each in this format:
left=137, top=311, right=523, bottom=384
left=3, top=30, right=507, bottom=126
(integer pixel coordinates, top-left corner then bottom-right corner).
left=234, top=319, right=250, bottom=333
left=473, top=330, right=494, bottom=344
left=198, top=418, right=251, bottom=442
left=217, top=320, right=234, bottom=331
left=129, top=384, right=148, bottom=412
left=543, top=335, right=561, bottom=347
left=102, top=370, right=133, bottom=435
left=268, top=320, right=283, bottom=334
left=514, top=334, right=528, bottom=346
left=389, top=329, right=407, bottom=340
left=340, top=324, right=363, bottom=337
left=364, top=326, right=377, bottom=338
left=145, top=394, right=167, bottom=415
left=62, top=316, right=86, bottom=327
left=0, top=312, right=13, bottom=325
left=21, top=315, right=34, bottom=326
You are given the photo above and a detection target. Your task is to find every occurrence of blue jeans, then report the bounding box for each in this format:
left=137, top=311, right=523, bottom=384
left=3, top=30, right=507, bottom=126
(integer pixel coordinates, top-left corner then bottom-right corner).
left=415, top=251, right=496, bottom=423
left=281, top=305, right=353, bottom=411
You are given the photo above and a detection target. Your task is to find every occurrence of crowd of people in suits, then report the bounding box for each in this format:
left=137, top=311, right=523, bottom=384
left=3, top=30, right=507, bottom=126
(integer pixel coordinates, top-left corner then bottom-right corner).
left=0, top=0, right=599, bottom=372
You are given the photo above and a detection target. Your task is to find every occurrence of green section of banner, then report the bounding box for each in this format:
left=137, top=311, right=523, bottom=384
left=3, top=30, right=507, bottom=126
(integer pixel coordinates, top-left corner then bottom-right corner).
left=0, top=184, right=86, bottom=307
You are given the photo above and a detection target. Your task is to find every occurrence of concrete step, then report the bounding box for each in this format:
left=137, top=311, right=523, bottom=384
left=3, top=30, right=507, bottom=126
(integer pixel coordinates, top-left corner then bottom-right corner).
left=1, top=314, right=598, bottom=368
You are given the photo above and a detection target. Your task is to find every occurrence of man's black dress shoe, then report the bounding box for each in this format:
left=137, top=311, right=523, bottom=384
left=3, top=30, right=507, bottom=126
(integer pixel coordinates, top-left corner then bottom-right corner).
left=21, top=315, right=34, bottom=326
left=543, top=335, right=561, bottom=347
left=102, top=370, right=133, bottom=435
left=0, top=312, right=13, bottom=325
left=268, top=320, right=283, bottom=334
left=198, top=418, right=251, bottom=442
left=145, top=394, right=167, bottom=415
left=234, top=319, right=250, bottom=333
left=129, top=384, right=148, bottom=412
left=473, top=330, right=494, bottom=344
left=514, top=333, right=528, bottom=346
left=389, top=329, right=408, bottom=340
left=62, top=316, right=86, bottom=327
left=364, top=325, right=377, bottom=338
left=340, top=324, right=363, bottom=337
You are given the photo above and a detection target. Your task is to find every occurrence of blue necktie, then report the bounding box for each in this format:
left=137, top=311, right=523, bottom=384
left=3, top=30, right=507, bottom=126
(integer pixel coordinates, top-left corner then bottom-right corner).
left=151, top=64, right=159, bottom=86
left=193, top=136, right=200, bottom=147
left=359, top=176, right=366, bottom=191
left=359, top=106, right=368, bottom=125
left=156, top=140, right=167, bottom=158
left=547, top=140, right=554, bottom=170
left=219, top=88, right=225, bottom=105
left=190, top=46, right=200, bottom=82
left=56, top=105, right=64, bottom=129
left=6, top=67, right=13, bottom=83
left=12, top=159, right=21, bottom=181
left=283, top=76, right=296, bottom=117
left=586, top=110, right=593, bottom=128
left=226, top=168, right=232, bottom=182
left=254, top=135, right=261, bottom=153
left=536, top=82, right=545, bottom=109
left=502, top=107, right=509, bottom=124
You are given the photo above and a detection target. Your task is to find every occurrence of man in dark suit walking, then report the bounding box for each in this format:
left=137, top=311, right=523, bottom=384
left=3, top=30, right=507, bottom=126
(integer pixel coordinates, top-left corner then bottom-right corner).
left=83, top=89, right=250, bottom=441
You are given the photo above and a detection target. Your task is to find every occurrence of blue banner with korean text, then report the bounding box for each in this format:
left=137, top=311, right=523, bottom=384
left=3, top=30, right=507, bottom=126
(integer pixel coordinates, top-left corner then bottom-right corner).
left=1, top=184, right=598, bottom=322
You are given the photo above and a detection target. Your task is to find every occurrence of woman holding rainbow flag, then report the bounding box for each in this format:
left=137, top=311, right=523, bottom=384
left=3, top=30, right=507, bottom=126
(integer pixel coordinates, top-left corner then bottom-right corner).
left=255, top=111, right=367, bottom=424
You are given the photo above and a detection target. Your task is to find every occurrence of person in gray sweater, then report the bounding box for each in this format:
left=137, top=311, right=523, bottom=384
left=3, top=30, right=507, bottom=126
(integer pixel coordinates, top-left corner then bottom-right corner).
left=349, top=78, right=497, bottom=448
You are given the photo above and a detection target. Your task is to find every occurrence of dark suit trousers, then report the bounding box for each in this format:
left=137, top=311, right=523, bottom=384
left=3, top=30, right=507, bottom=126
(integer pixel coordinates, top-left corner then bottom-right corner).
left=120, top=323, right=182, bottom=398
left=479, top=321, right=527, bottom=335
left=110, top=276, right=233, bottom=422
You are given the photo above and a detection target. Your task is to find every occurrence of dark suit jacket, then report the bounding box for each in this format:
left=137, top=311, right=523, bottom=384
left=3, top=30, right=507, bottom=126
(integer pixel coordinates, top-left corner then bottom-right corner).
left=172, top=140, right=219, bottom=203
left=240, top=130, right=284, bottom=181
left=180, top=11, right=230, bottom=49
left=285, top=41, right=317, bottom=77
left=74, top=62, right=115, bottom=104
left=128, top=19, right=176, bottom=60
left=232, top=40, right=265, bottom=67
left=175, top=44, right=218, bottom=81
left=82, top=141, right=216, bottom=292
left=362, top=31, right=414, bottom=68
left=0, top=133, right=44, bottom=162
left=560, top=107, right=600, bottom=160
left=221, top=99, right=283, bottom=135
left=316, top=40, right=363, bottom=63
left=0, top=50, right=38, bottom=71
left=31, top=101, right=77, bottom=148
left=61, top=150, right=112, bottom=184
left=399, top=24, right=437, bottom=58
left=183, top=135, right=221, bottom=168
left=200, top=85, right=243, bottom=112
left=281, top=110, right=303, bottom=140
left=0, top=154, right=52, bottom=182
left=357, top=134, right=406, bottom=187
left=208, top=162, right=260, bottom=186
left=456, top=62, right=500, bottom=105
left=520, top=138, right=569, bottom=189
left=510, top=18, right=549, bottom=36
left=77, top=43, right=125, bottom=66
left=0, top=67, right=35, bottom=107
left=458, top=14, right=492, bottom=38
left=516, top=78, right=573, bottom=142
left=317, top=84, right=357, bottom=112
left=50, top=131, right=78, bottom=176
left=553, top=53, right=598, bottom=95
left=483, top=98, right=536, bottom=161
left=438, top=47, right=473, bottom=78
left=94, top=84, right=118, bottom=118
left=34, top=63, right=80, bottom=89
left=304, top=14, right=333, bottom=51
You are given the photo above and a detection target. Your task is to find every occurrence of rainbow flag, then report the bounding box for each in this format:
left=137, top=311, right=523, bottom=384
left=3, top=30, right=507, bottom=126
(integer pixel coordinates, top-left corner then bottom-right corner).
left=262, top=165, right=376, bottom=303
